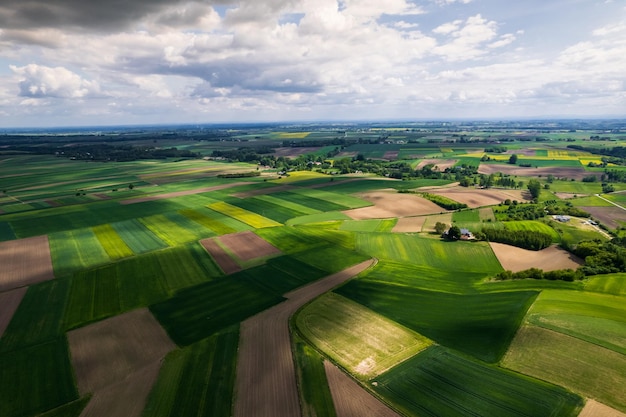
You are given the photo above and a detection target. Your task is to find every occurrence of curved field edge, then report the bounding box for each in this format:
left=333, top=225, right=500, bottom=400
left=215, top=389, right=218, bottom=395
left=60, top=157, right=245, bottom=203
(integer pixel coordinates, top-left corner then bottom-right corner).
left=502, top=325, right=626, bottom=412
left=295, top=292, right=432, bottom=380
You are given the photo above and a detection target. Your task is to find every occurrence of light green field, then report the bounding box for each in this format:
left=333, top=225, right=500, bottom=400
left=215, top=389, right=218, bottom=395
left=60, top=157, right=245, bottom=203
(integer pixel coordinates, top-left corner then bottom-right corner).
left=502, top=325, right=626, bottom=412
left=49, top=228, right=111, bottom=276
left=92, top=224, right=134, bottom=259
left=286, top=211, right=351, bottom=226
left=110, top=218, right=168, bottom=253
left=297, top=293, right=431, bottom=379
left=356, top=232, right=502, bottom=273
left=585, top=273, right=626, bottom=295
left=339, top=219, right=397, bottom=233
left=523, top=290, right=626, bottom=354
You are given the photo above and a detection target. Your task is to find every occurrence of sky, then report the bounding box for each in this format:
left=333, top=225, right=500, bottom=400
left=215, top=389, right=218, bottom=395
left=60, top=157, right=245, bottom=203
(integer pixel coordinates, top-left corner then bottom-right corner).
left=0, top=0, right=625, bottom=127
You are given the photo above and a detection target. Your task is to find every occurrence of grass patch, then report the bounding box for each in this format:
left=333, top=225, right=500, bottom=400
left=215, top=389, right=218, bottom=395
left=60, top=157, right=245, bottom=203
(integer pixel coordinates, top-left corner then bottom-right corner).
left=339, top=218, right=397, bottom=233
left=286, top=211, right=351, bottom=226
left=585, top=273, right=626, bottom=295
left=502, top=325, right=626, bottom=412
left=524, top=289, right=626, bottom=354
left=374, top=345, right=583, bottom=417
left=296, top=293, right=431, bottom=379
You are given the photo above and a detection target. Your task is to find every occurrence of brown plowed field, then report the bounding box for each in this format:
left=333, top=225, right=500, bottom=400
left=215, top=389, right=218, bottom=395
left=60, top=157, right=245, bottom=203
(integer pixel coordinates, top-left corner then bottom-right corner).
left=343, top=191, right=445, bottom=220
left=578, top=400, right=626, bottom=417
left=218, top=230, right=281, bottom=262
left=489, top=243, right=583, bottom=272
left=78, top=362, right=162, bottom=417
left=0, top=287, right=28, bottom=337
left=0, top=235, right=54, bottom=291
left=234, top=260, right=375, bottom=417
left=478, top=163, right=592, bottom=181
left=427, top=185, right=529, bottom=208
left=324, top=361, right=402, bottom=417
left=68, top=308, right=175, bottom=395
left=200, top=237, right=242, bottom=275
left=392, top=216, right=427, bottom=233
left=120, top=183, right=252, bottom=204
left=581, top=206, right=626, bottom=229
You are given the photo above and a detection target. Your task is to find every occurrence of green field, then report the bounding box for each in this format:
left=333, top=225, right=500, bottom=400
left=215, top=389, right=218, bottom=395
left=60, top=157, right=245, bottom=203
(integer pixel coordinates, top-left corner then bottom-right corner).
left=336, top=280, right=537, bottom=362
left=143, top=326, right=239, bottom=417
left=150, top=275, right=284, bottom=346
left=503, top=325, right=626, bottom=412
left=50, top=228, right=111, bottom=276
left=296, top=293, right=431, bottom=379
left=523, top=289, right=626, bottom=354
left=338, top=218, right=397, bottom=233
left=585, top=272, right=626, bottom=295
left=0, top=338, right=79, bottom=417
left=373, top=346, right=583, bottom=417
left=110, top=218, right=168, bottom=253
left=208, top=201, right=282, bottom=228
left=92, top=224, right=134, bottom=259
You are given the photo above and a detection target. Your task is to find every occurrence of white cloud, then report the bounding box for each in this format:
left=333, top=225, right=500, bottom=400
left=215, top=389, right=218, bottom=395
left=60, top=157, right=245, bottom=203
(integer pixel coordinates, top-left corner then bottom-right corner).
left=10, top=64, right=102, bottom=98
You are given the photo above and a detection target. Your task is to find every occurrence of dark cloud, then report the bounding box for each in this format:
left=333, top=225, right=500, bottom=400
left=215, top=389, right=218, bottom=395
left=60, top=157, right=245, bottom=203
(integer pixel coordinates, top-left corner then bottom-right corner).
left=0, top=0, right=191, bottom=31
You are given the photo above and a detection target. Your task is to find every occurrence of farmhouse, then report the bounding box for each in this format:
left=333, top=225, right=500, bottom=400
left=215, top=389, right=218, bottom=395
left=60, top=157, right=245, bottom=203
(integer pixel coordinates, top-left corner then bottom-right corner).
left=460, top=228, right=474, bottom=240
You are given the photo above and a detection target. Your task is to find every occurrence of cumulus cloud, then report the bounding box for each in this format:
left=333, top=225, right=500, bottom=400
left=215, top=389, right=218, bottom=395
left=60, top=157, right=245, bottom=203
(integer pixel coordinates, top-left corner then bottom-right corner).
left=11, top=64, right=102, bottom=98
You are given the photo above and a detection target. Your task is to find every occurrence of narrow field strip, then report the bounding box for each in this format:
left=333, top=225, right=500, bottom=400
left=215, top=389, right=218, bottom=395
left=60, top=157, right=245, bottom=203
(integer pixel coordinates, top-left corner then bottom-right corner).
left=92, top=224, right=134, bottom=260
left=218, top=230, right=281, bottom=262
left=119, top=183, right=253, bottom=204
left=234, top=259, right=375, bottom=417
left=208, top=201, right=282, bottom=229
left=0, top=235, right=55, bottom=291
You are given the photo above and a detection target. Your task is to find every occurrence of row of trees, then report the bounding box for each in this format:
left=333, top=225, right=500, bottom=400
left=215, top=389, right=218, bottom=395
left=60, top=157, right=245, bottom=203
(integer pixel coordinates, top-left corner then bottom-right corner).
left=494, top=268, right=582, bottom=282
left=481, top=228, right=553, bottom=250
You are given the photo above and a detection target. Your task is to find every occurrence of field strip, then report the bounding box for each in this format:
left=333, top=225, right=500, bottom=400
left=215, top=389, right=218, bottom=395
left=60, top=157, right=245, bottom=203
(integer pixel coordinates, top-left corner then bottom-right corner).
left=596, top=194, right=626, bottom=211
left=0, top=287, right=28, bottom=338
left=234, top=259, right=375, bottom=417
left=119, top=182, right=253, bottom=204
left=232, top=184, right=297, bottom=198
left=578, top=399, right=626, bottom=417
left=0, top=235, right=55, bottom=291
left=200, top=237, right=242, bottom=275
left=78, top=361, right=162, bottom=417
left=324, top=361, right=402, bottom=417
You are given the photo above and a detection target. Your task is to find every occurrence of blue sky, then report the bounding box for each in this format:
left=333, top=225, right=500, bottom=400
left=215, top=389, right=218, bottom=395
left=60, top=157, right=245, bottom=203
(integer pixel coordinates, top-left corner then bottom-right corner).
left=0, top=0, right=624, bottom=127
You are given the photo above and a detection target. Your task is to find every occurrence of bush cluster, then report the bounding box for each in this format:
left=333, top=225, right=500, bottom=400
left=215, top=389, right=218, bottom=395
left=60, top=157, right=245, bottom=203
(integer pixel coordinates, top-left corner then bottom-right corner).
left=482, top=228, right=552, bottom=250
left=494, top=268, right=582, bottom=281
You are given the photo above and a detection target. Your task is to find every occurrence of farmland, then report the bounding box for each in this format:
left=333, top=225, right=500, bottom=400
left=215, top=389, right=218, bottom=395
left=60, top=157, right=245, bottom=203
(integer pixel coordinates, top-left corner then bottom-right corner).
left=1, top=121, right=625, bottom=417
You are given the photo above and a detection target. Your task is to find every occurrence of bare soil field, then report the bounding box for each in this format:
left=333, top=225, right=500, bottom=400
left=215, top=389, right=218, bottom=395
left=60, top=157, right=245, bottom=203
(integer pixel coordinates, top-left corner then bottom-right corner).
left=200, top=237, right=242, bottom=275
left=478, top=163, right=593, bottom=181
left=0, top=287, right=28, bottom=337
left=555, top=192, right=586, bottom=200
left=218, top=230, right=281, bottom=262
left=427, top=185, right=530, bottom=208
left=392, top=216, right=427, bottom=233
left=68, top=308, right=176, bottom=394
left=234, top=260, right=375, bottom=417
left=0, top=235, right=55, bottom=292
left=382, top=151, right=399, bottom=160
left=579, top=400, right=626, bottom=417
left=120, top=183, right=252, bottom=204
left=489, top=243, right=583, bottom=272
left=416, top=159, right=457, bottom=171
left=580, top=206, right=626, bottom=229
left=343, top=191, right=444, bottom=220
left=78, top=361, right=162, bottom=417
left=324, top=361, right=402, bottom=417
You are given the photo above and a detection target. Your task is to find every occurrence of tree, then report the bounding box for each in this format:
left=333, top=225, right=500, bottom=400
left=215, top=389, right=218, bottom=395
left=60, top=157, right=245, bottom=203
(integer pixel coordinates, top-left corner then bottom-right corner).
left=446, top=225, right=461, bottom=240
left=527, top=179, right=541, bottom=199
left=508, top=154, right=518, bottom=164
left=434, top=222, right=447, bottom=234
left=128, top=183, right=134, bottom=190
